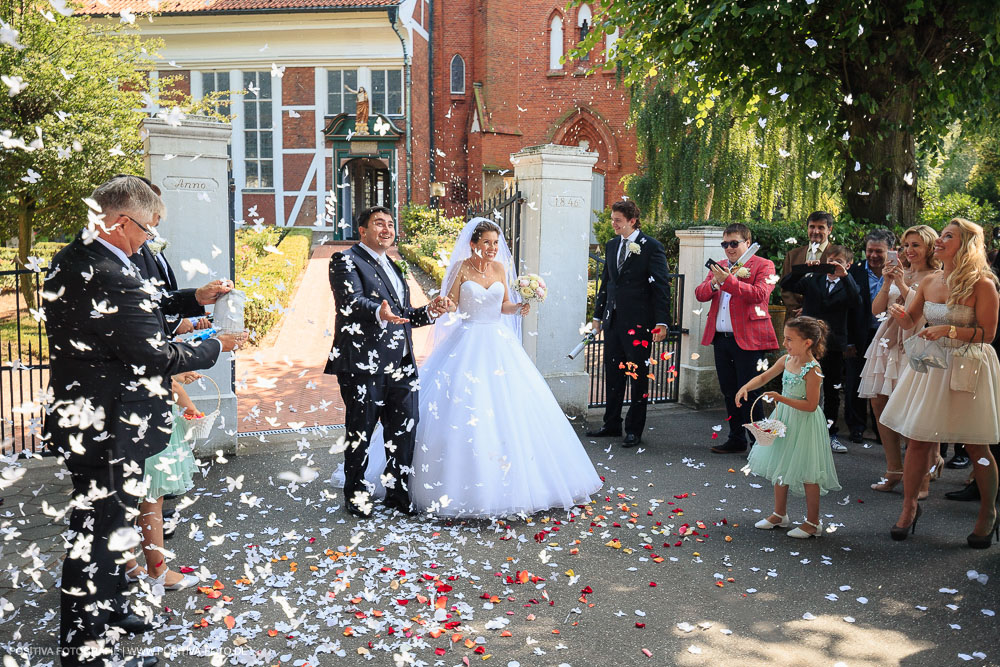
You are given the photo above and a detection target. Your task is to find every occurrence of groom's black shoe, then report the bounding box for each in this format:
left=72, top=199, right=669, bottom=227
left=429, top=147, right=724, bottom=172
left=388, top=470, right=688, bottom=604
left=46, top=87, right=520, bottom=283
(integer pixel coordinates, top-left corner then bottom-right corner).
left=345, top=501, right=372, bottom=518
left=384, top=497, right=418, bottom=516
left=944, top=482, right=980, bottom=502
left=586, top=425, right=622, bottom=438
left=622, top=433, right=641, bottom=448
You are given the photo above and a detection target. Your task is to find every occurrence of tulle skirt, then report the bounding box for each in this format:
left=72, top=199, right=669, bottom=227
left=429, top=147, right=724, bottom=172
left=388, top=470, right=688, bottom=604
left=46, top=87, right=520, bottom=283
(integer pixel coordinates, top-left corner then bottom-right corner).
left=144, top=408, right=196, bottom=500
left=336, top=319, right=604, bottom=517
left=746, top=402, right=842, bottom=497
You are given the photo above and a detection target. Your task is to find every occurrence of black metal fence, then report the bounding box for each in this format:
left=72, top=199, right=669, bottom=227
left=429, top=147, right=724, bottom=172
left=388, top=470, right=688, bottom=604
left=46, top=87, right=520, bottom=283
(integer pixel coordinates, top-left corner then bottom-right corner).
left=585, top=256, right=687, bottom=407
left=0, top=267, right=49, bottom=454
left=467, top=184, right=524, bottom=271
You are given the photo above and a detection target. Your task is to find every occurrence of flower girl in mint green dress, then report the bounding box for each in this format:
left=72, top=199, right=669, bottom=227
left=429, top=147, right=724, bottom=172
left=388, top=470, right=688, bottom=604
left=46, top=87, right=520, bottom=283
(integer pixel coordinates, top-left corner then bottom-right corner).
left=736, top=317, right=842, bottom=538
left=123, top=373, right=203, bottom=591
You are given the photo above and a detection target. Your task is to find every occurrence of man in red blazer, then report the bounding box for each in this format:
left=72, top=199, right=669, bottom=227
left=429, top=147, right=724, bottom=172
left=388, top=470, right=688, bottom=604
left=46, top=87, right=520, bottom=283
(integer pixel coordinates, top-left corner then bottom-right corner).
left=695, top=224, right=780, bottom=454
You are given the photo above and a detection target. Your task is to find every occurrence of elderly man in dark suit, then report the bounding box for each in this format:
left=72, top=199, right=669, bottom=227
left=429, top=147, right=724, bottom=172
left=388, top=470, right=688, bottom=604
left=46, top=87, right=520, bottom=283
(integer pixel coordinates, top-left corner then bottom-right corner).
left=45, top=175, right=242, bottom=667
left=325, top=206, right=451, bottom=517
left=781, top=211, right=836, bottom=319
left=587, top=200, right=672, bottom=448
left=845, top=228, right=895, bottom=443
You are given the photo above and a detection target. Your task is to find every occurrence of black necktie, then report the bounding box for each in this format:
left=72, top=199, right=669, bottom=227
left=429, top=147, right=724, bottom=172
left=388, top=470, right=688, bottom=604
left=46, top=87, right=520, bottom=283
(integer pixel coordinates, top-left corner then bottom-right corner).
left=617, top=239, right=628, bottom=270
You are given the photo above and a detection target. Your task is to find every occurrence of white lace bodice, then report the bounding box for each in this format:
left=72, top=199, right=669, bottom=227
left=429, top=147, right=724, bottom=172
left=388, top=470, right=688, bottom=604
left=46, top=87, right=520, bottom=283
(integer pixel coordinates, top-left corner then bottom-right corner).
left=460, top=281, right=504, bottom=323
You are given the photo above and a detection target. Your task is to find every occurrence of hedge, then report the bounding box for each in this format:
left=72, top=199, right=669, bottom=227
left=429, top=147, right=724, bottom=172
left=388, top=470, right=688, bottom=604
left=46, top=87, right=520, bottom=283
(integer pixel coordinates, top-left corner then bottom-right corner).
left=237, top=228, right=312, bottom=343
left=399, top=243, right=447, bottom=287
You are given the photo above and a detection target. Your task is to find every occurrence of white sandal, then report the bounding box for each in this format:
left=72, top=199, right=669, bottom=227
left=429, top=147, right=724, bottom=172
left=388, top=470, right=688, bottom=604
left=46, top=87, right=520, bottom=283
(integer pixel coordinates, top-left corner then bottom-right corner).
left=788, top=520, right=823, bottom=539
left=754, top=513, right=791, bottom=530
left=124, top=564, right=146, bottom=584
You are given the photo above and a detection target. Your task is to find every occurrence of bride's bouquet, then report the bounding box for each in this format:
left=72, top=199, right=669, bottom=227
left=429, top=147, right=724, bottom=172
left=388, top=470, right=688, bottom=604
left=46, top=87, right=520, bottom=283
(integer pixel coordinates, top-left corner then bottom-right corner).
left=515, top=274, right=547, bottom=302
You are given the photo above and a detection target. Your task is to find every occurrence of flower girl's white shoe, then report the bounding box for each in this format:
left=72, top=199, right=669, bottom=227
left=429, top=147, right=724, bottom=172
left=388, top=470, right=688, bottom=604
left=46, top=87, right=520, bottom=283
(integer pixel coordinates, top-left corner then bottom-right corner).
left=788, top=520, right=823, bottom=539
left=754, top=514, right=791, bottom=530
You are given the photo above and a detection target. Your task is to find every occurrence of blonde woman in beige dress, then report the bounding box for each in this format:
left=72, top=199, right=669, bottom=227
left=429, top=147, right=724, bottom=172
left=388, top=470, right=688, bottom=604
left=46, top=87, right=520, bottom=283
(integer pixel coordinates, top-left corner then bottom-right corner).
left=860, top=225, right=939, bottom=493
left=881, top=218, right=1000, bottom=548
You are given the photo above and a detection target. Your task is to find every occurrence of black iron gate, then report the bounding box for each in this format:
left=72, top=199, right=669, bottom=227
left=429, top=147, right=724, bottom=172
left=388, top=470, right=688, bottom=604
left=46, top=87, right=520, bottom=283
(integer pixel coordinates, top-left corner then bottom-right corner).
left=0, top=267, right=49, bottom=455
left=586, top=254, right=686, bottom=407
left=467, top=184, right=523, bottom=271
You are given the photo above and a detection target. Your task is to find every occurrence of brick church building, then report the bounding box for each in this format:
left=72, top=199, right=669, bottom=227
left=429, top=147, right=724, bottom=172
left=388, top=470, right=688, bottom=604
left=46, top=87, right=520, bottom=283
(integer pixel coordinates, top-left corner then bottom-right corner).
left=79, top=0, right=637, bottom=237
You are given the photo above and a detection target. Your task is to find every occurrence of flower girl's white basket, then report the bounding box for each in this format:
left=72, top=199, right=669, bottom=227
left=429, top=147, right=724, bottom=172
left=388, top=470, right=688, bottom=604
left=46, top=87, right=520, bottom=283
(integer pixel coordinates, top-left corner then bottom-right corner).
left=743, top=394, right=787, bottom=446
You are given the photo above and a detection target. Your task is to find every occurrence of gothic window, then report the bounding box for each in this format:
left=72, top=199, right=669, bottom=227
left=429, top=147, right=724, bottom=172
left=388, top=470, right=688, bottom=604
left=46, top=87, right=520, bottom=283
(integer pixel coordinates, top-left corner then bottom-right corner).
left=578, top=4, right=592, bottom=61
left=549, top=15, right=563, bottom=70
left=606, top=27, right=619, bottom=65
left=450, top=55, right=465, bottom=95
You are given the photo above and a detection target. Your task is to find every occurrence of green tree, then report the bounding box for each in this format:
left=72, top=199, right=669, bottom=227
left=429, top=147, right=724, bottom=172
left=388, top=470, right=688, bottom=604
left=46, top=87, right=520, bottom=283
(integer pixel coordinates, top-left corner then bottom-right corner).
left=0, top=1, right=155, bottom=305
left=628, top=76, right=840, bottom=223
left=575, top=0, right=1000, bottom=228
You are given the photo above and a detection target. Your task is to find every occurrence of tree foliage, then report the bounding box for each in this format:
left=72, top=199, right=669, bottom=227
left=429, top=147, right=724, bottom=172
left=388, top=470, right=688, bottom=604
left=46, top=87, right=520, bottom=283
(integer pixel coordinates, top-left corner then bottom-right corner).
left=575, top=0, right=1000, bottom=227
left=1, top=2, right=156, bottom=247
left=628, top=76, right=840, bottom=223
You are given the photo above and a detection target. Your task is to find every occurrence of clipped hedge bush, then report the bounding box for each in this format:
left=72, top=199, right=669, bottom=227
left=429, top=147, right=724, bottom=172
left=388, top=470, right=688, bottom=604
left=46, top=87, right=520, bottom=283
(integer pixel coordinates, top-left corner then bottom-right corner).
left=237, top=229, right=312, bottom=343
left=399, top=243, right=447, bottom=288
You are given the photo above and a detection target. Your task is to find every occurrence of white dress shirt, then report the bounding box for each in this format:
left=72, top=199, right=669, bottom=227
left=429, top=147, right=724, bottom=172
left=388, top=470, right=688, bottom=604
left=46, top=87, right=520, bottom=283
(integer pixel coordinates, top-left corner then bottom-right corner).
left=359, top=242, right=409, bottom=355
left=714, top=290, right=734, bottom=333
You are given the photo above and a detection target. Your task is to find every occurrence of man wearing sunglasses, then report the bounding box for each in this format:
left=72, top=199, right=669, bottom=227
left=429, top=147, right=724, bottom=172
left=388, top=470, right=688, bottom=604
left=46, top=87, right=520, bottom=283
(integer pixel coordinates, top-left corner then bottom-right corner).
left=695, top=224, right=779, bottom=454
left=44, top=175, right=242, bottom=667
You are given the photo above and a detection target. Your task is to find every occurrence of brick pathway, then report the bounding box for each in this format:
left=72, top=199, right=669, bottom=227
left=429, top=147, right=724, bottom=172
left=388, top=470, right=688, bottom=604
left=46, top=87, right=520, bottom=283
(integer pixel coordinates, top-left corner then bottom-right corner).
left=235, top=243, right=433, bottom=433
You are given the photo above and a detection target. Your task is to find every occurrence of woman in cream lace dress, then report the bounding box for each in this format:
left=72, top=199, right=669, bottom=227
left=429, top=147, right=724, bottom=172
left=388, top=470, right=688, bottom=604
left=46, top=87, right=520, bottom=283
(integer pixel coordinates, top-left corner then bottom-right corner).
left=880, top=219, right=1000, bottom=548
left=859, top=225, right=939, bottom=493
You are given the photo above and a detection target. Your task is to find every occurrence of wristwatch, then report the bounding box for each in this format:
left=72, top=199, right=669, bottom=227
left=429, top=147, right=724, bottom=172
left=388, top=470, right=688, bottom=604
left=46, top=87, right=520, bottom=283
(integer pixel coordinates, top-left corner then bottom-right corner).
left=948, top=325, right=957, bottom=339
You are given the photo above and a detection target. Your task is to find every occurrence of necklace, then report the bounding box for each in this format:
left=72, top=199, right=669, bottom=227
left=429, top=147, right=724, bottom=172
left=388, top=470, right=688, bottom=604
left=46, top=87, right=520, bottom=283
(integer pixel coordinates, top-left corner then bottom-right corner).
left=468, top=258, right=489, bottom=277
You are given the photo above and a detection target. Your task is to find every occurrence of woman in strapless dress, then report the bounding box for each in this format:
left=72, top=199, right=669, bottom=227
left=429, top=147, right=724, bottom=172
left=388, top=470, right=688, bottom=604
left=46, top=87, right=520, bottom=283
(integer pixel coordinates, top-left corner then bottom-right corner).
left=880, top=218, right=1000, bottom=548
left=859, top=225, right=939, bottom=493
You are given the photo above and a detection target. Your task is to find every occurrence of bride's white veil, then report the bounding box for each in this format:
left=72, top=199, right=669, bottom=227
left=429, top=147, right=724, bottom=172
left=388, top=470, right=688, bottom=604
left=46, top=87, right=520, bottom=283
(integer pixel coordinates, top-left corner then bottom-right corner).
left=428, top=217, right=522, bottom=352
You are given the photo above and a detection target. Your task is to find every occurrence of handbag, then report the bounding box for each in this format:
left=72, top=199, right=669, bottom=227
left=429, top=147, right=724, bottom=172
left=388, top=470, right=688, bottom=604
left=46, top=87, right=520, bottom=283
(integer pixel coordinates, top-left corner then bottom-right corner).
left=903, top=335, right=949, bottom=372
left=951, top=327, right=986, bottom=393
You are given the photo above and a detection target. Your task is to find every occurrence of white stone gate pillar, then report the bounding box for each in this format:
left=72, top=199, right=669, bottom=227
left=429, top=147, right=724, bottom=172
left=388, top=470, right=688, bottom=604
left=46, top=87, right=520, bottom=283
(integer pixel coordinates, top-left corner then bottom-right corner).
left=143, top=116, right=237, bottom=455
left=511, top=144, right=598, bottom=416
left=676, top=227, right=726, bottom=408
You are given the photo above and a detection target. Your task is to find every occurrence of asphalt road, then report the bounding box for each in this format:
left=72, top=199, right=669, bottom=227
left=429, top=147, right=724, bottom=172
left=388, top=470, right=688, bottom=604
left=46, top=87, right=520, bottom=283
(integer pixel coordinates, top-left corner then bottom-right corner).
left=1, top=404, right=997, bottom=667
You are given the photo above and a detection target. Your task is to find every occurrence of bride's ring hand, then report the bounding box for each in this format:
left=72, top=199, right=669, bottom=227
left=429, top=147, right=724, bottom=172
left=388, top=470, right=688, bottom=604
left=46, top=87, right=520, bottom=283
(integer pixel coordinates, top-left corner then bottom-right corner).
left=519, top=303, right=530, bottom=316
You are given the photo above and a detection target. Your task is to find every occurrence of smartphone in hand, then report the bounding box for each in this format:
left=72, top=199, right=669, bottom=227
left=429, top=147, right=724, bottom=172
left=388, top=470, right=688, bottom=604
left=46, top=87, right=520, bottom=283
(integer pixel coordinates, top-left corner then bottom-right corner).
left=705, top=258, right=722, bottom=270
left=887, top=250, right=898, bottom=265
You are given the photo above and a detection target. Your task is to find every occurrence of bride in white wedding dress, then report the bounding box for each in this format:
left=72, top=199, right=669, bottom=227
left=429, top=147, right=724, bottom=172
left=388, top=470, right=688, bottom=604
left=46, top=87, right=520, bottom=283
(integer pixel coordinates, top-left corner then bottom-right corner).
left=335, top=217, right=603, bottom=517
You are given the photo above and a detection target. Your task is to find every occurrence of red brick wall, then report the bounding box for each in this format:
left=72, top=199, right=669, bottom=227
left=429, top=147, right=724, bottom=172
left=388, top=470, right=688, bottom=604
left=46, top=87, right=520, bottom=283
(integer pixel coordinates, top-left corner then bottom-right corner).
left=241, top=193, right=275, bottom=224
left=431, top=1, right=638, bottom=216
left=156, top=70, right=191, bottom=101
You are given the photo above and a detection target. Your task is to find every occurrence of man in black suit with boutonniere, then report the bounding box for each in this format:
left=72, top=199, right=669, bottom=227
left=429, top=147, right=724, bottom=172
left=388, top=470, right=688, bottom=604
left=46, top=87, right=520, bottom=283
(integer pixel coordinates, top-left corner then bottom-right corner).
left=325, top=206, right=452, bottom=517
left=44, top=175, right=243, bottom=667
left=587, top=200, right=672, bottom=448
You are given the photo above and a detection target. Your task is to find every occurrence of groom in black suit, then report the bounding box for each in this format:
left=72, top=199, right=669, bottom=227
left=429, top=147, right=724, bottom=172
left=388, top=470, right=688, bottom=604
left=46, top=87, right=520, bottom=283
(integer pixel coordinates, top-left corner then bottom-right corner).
left=325, top=206, right=450, bottom=516
left=44, top=175, right=240, bottom=666
left=588, top=200, right=672, bottom=448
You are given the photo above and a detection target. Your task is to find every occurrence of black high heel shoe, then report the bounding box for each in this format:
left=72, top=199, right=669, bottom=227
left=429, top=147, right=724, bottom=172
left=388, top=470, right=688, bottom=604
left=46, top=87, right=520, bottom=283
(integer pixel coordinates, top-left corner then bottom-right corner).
left=967, top=517, right=999, bottom=549
left=890, top=505, right=922, bottom=541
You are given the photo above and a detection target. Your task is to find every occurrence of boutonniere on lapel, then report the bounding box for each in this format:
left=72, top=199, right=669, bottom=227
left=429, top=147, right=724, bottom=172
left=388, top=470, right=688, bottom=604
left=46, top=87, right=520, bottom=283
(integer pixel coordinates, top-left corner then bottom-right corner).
left=147, top=238, right=169, bottom=255
left=734, top=267, right=751, bottom=279
left=394, top=258, right=410, bottom=279
left=627, top=241, right=641, bottom=256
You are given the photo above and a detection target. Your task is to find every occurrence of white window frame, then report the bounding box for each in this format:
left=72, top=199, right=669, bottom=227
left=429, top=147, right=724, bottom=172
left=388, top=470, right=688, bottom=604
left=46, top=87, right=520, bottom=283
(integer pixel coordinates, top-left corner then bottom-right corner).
left=327, top=68, right=360, bottom=116
left=242, top=70, right=275, bottom=190
left=370, top=68, right=404, bottom=117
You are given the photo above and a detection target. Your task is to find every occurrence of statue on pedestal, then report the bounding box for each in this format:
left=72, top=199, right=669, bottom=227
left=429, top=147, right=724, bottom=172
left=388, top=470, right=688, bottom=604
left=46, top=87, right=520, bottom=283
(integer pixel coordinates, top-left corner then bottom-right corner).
left=346, top=86, right=369, bottom=135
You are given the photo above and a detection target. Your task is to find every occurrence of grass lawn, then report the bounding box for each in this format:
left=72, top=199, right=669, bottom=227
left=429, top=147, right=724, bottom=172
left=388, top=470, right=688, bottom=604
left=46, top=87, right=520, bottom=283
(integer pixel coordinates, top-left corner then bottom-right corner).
left=0, top=313, right=48, bottom=362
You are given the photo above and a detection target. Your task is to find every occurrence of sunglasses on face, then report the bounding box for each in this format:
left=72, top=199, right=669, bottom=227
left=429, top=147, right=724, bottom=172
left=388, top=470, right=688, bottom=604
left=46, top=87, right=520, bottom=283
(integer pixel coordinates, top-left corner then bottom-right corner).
left=720, top=241, right=742, bottom=249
